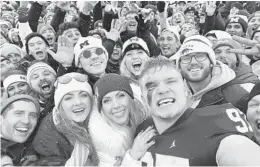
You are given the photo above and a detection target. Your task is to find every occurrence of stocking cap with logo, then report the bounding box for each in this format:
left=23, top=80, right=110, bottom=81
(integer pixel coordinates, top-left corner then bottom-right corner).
left=74, top=36, right=108, bottom=67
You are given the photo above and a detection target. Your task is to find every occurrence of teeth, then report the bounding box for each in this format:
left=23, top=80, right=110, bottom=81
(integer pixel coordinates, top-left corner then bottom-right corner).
left=256, top=120, right=260, bottom=129
left=133, top=62, right=141, bottom=66
left=16, top=127, right=29, bottom=132
left=113, top=109, right=124, bottom=117
left=158, top=98, right=175, bottom=106
left=190, top=69, right=200, bottom=72
left=73, top=108, right=84, bottom=113
left=92, top=62, right=102, bottom=66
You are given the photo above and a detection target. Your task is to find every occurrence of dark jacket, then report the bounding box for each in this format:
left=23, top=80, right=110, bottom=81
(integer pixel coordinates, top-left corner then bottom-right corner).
left=31, top=113, right=73, bottom=166
left=222, top=63, right=259, bottom=113
left=203, top=10, right=225, bottom=35
left=1, top=138, right=26, bottom=165
left=28, top=2, right=43, bottom=32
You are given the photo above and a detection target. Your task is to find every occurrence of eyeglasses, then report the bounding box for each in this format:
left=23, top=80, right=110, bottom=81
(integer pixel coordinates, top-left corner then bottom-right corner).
left=55, top=74, right=88, bottom=87
left=81, top=48, right=104, bottom=59
left=180, top=54, right=207, bottom=64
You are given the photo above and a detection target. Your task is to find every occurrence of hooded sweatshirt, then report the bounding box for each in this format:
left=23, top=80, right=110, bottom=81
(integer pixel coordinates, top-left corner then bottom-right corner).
left=222, top=62, right=259, bottom=113
left=189, top=61, right=236, bottom=108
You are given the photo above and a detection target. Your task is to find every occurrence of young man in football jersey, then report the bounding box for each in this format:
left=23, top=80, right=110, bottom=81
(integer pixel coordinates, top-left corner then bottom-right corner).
left=121, top=58, right=260, bottom=166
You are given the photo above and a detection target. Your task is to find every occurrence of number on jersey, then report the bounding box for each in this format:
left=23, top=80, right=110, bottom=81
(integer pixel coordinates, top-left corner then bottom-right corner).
left=226, top=109, right=253, bottom=133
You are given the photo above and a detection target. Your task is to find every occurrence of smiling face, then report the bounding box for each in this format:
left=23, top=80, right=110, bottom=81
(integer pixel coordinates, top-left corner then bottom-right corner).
left=101, top=91, right=131, bottom=126
left=28, top=37, right=48, bottom=61
left=80, top=47, right=108, bottom=76
left=7, top=82, right=31, bottom=97
left=125, top=13, right=138, bottom=32
left=248, top=16, right=260, bottom=32
left=180, top=52, right=212, bottom=83
left=29, top=69, right=56, bottom=97
left=111, top=44, right=122, bottom=61
left=226, top=23, right=244, bottom=37
left=214, top=46, right=237, bottom=69
left=140, top=66, right=187, bottom=120
left=124, top=49, right=149, bottom=78
left=62, top=28, right=81, bottom=45
left=171, top=12, right=185, bottom=26
left=253, top=31, right=260, bottom=43
left=2, top=48, right=22, bottom=66
left=60, top=90, right=92, bottom=123
left=1, top=100, right=38, bottom=143
left=41, top=27, right=55, bottom=46
left=247, top=95, right=260, bottom=143
left=230, top=7, right=239, bottom=16
left=158, top=31, right=178, bottom=58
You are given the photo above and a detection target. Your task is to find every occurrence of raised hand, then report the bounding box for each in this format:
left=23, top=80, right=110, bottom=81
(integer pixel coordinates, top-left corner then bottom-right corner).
left=129, top=126, right=156, bottom=160
left=205, top=1, right=216, bottom=16
left=47, top=36, right=74, bottom=67
left=106, top=29, right=120, bottom=42
left=78, top=1, right=98, bottom=15
left=56, top=1, right=70, bottom=11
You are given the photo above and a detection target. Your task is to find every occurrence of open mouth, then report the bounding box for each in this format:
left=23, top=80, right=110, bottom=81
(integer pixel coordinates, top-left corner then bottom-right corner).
left=41, top=82, right=51, bottom=92
left=129, top=22, right=137, bottom=28
left=256, top=119, right=260, bottom=130
left=113, top=109, right=125, bottom=117
left=73, top=108, right=85, bottom=113
left=91, top=61, right=103, bottom=67
left=162, top=46, right=170, bottom=52
left=132, top=61, right=142, bottom=70
left=36, top=51, right=43, bottom=56
left=16, top=127, right=29, bottom=133
left=46, top=37, right=53, bottom=43
left=157, top=98, right=176, bottom=107
left=188, top=66, right=203, bottom=72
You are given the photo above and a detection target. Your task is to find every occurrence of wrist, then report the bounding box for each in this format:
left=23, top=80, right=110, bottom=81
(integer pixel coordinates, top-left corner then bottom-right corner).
left=129, top=149, right=139, bottom=161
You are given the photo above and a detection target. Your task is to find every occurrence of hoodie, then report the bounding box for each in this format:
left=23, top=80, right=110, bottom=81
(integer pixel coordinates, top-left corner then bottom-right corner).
left=188, top=61, right=236, bottom=108
left=222, top=62, right=259, bottom=113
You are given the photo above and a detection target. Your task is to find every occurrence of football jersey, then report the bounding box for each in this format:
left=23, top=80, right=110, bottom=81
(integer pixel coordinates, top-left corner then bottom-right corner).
left=137, top=103, right=254, bottom=166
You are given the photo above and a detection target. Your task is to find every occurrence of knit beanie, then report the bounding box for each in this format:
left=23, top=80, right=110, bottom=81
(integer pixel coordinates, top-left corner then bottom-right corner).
left=122, top=37, right=150, bottom=56
left=183, top=35, right=213, bottom=48
left=248, top=82, right=260, bottom=102
left=8, top=28, right=19, bottom=42
left=237, top=10, right=250, bottom=19
left=25, top=32, right=49, bottom=54
left=231, top=2, right=243, bottom=10
left=176, top=40, right=216, bottom=68
left=3, top=69, right=27, bottom=89
left=184, top=6, right=196, bottom=14
left=37, top=23, right=55, bottom=35
left=248, top=11, right=260, bottom=22
left=74, top=36, right=108, bottom=67
left=94, top=73, right=134, bottom=111
left=213, top=38, right=242, bottom=65
left=1, top=94, right=40, bottom=114
left=27, top=62, right=57, bottom=87
left=0, top=43, right=26, bottom=58
left=205, top=30, right=232, bottom=41
left=252, top=30, right=260, bottom=40
left=54, top=73, right=93, bottom=107
left=226, top=16, right=248, bottom=33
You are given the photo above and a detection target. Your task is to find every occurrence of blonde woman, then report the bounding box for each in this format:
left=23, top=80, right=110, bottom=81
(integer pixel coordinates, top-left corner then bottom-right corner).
left=32, top=73, right=99, bottom=166
left=89, top=74, right=153, bottom=166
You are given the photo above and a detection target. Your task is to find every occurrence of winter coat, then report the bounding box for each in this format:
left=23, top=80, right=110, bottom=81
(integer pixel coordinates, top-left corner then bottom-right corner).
left=203, top=10, right=225, bottom=35
left=32, top=112, right=98, bottom=166
left=222, top=62, right=259, bottom=113
left=88, top=100, right=147, bottom=166
left=27, top=2, right=43, bottom=32
left=189, top=61, right=236, bottom=108
left=1, top=138, right=27, bottom=165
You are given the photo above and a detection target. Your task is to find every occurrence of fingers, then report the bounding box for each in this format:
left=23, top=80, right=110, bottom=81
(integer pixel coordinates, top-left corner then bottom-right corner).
left=232, top=35, right=258, bottom=47
left=46, top=48, right=56, bottom=58
left=230, top=47, right=259, bottom=56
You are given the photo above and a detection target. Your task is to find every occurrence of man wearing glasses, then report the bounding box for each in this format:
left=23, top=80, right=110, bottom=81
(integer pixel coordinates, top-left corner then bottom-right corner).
left=176, top=35, right=245, bottom=109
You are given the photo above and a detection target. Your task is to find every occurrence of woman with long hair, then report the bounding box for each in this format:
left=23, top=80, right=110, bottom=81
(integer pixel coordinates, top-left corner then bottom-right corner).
left=32, top=72, right=99, bottom=166
left=89, top=73, right=153, bottom=166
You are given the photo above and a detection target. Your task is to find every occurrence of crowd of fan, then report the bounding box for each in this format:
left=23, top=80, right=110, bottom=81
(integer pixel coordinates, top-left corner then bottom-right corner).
left=1, top=1, right=260, bottom=166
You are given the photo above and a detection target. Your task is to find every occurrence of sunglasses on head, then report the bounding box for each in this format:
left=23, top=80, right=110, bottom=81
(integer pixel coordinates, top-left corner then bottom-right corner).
left=81, top=48, right=104, bottom=59
left=55, top=74, right=89, bottom=88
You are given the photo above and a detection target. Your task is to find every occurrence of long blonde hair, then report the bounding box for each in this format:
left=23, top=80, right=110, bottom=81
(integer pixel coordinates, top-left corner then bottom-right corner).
left=53, top=99, right=99, bottom=165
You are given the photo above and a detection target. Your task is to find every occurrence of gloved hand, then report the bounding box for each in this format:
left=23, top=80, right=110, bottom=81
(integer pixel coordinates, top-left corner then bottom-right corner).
left=157, top=1, right=166, bottom=13
left=135, top=13, right=150, bottom=31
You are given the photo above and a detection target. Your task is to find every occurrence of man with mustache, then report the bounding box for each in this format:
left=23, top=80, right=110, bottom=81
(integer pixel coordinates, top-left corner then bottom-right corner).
left=27, top=61, right=57, bottom=121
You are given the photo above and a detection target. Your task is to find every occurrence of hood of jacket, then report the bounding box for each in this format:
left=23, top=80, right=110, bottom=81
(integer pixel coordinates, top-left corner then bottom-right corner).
left=189, top=61, right=236, bottom=100
left=230, top=62, right=259, bottom=85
